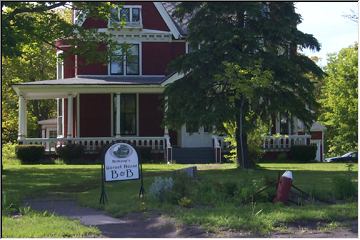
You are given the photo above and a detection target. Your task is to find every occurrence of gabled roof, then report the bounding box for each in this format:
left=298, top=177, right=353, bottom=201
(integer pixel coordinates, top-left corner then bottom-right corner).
left=161, top=2, right=190, bottom=36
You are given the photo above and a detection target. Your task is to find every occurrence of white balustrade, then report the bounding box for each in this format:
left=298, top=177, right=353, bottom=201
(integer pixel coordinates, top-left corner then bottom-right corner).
left=262, top=134, right=311, bottom=151
left=22, top=136, right=168, bottom=154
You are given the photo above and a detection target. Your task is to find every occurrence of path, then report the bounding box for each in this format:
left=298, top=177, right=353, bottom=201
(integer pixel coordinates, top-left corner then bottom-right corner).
left=25, top=198, right=210, bottom=238
left=25, top=198, right=358, bottom=238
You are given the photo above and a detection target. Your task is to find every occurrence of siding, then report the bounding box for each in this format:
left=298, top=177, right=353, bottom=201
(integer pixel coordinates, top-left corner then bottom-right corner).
left=79, top=94, right=112, bottom=137
left=142, top=42, right=185, bottom=75
left=138, top=94, right=164, bottom=136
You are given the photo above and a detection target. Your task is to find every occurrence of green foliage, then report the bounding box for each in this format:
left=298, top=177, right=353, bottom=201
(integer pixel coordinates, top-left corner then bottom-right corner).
left=15, top=145, right=44, bottom=163
left=2, top=42, right=57, bottom=144
left=178, top=197, right=192, bottom=208
left=276, top=152, right=288, bottom=162
left=332, top=176, right=357, bottom=200
left=319, top=43, right=358, bottom=156
left=289, top=145, right=317, bottom=162
left=56, top=144, right=84, bottom=163
left=165, top=2, right=323, bottom=168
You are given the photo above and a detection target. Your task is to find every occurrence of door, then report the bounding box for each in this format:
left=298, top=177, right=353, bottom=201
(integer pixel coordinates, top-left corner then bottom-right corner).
left=310, top=140, right=321, bottom=161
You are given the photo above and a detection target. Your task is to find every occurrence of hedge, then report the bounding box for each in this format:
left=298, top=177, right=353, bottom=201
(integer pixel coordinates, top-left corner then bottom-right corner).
left=15, top=145, right=45, bottom=163
left=289, top=145, right=317, bottom=162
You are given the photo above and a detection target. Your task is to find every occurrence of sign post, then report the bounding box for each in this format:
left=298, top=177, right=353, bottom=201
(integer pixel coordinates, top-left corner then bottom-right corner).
left=99, top=142, right=144, bottom=204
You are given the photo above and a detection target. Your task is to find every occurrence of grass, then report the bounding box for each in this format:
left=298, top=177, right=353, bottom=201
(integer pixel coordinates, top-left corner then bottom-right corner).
left=2, top=208, right=100, bottom=238
left=2, top=161, right=358, bottom=236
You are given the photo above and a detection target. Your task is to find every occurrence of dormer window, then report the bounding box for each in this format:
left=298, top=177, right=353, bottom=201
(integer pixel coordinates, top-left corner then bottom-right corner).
left=109, top=6, right=142, bottom=28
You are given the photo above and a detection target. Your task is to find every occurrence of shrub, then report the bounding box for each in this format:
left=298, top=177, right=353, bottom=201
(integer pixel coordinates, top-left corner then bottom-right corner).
left=248, top=144, right=264, bottom=163
left=56, top=144, right=84, bottom=163
left=289, top=145, right=317, bottom=162
left=15, top=145, right=44, bottom=163
left=178, top=197, right=192, bottom=208
left=332, top=176, right=357, bottom=200
left=276, top=152, right=288, bottom=162
left=135, top=147, right=152, bottom=163
left=148, top=177, right=174, bottom=202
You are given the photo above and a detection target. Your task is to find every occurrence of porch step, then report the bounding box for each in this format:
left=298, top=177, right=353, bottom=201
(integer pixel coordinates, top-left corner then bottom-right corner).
left=172, top=147, right=215, bottom=164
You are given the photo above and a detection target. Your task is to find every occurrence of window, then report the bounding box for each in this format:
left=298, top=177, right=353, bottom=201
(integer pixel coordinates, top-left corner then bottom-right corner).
left=110, top=49, right=124, bottom=75
left=280, top=113, right=289, bottom=135
left=113, top=94, right=137, bottom=136
left=110, top=44, right=139, bottom=75
left=109, top=6, right=142, bottom=27
left=121, top=94, right=137, bottom=135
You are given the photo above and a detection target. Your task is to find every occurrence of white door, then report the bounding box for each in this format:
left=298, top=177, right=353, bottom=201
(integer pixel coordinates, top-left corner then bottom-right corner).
left=180, top=125, right=213, bottom=148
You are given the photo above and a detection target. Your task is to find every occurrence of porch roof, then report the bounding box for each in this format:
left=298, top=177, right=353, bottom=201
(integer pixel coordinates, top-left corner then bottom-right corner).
left=12, top=76, right=167, bottom=99
left=15, top=76, right=167, bottom=86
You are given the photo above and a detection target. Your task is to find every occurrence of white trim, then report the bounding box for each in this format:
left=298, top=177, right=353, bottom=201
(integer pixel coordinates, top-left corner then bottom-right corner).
left=136, top=93, right=139, bottom=136
left=67, top=95, right=73, bottom=138
left=116, top=94, right=121, bottom=137
left=161, top=72, right=185, bottom=86
left=110, top=93, right=114, bottom=137
left=77, top=94, right=80, bottom=137
left=153, top=2, right=181, bottom=39
left=62, top=98, right=65, bottom=138
left=56, top=50, right=64, bottom=80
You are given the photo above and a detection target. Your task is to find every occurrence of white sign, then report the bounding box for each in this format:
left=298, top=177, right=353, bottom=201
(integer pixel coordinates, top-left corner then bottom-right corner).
left=104, top=143, right=140, bottom=182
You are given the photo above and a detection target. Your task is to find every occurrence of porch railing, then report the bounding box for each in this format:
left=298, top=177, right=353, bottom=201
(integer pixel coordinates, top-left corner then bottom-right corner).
left=262, top=134, right=311, bottom=151
left=21, top=136, right=168, bottom=154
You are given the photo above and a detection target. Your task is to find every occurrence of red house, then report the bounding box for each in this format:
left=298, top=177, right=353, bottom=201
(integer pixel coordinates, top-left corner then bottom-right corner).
left=13, top=2, right=325, bottom=162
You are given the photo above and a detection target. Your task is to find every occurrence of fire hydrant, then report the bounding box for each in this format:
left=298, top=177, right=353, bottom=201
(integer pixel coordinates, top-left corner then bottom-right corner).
left=273, top=171, right=293, bottom=203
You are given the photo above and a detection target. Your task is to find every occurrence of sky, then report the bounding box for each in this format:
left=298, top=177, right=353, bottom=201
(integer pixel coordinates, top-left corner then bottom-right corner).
left=295, top=2, right=358, bottom=67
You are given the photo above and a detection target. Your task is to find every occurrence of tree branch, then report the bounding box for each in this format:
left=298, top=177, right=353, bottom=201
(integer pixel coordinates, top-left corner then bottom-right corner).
left=9, top=2, right=68, bottom=17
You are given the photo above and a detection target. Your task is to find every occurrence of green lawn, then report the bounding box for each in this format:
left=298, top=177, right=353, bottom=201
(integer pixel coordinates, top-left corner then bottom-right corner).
left=2, top=162, right=358, bottom=236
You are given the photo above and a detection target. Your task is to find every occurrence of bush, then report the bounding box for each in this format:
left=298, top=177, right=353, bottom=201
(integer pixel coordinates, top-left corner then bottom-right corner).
left=332, top=176, right=357, bottom=200
left=15, top=145, right=44, bottom=163
left=248, top=144, right=264, bottom=163
left=289, top=145, right=317, bottom=162
left=135, top=147, right=152, bottom=163
left=56, top=144, right=84, bottom=163
left=276, top=152, right=288, bottom=162
left=148, top=177, right=174, bottom=202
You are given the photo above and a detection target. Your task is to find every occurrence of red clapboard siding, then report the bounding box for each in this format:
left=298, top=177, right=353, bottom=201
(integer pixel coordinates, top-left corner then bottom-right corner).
left=82, top=18, right=107, bottom=29
left=80, top=94, right=112, bottom=137
left=139, top=94, right=164, bottom=136
left=142, top=42, right=185, bottom=75
left=311, top=131, right=323, bottom=140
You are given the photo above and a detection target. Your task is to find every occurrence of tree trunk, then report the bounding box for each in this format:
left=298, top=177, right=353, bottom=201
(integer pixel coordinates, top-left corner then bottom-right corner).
left=235, top=97, right=250, bottom=169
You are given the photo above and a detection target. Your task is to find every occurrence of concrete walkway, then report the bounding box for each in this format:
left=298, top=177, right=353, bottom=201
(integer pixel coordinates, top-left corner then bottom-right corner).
left=25, top=199, right=210, bottom=238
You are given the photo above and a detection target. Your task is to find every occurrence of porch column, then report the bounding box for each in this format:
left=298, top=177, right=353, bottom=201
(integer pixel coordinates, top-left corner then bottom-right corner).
left=164, top=96, right=169, bottom=135
left=18, top=95, right=27, bottom=140
left=116, top=94, right=121, bottom=137
left=275, top=113, right=280, bottom=134
left=67, top=95, right=73, bottom=138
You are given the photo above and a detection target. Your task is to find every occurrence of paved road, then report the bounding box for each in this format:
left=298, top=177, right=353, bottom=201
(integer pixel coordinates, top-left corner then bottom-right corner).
left=25, top=199, right=210, bottom=238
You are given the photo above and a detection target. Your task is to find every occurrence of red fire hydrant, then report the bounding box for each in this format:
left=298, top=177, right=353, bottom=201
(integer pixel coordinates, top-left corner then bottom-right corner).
left=273, top=171, right=293, bottom=203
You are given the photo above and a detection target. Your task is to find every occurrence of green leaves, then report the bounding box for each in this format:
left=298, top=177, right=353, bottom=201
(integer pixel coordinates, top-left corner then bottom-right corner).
left=319, top=44, right=358, bottom=156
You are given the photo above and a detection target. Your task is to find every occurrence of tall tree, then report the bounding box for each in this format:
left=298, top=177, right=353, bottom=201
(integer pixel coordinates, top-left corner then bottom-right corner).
left=164, top=2, right=323, bottom=168
left=319, top=43, right=358, bottom=155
